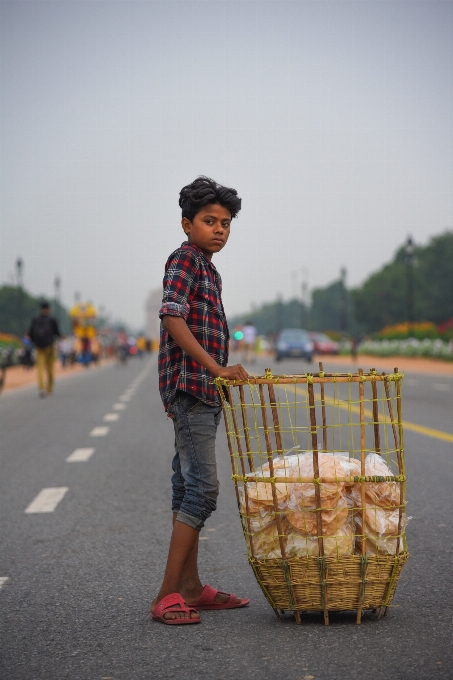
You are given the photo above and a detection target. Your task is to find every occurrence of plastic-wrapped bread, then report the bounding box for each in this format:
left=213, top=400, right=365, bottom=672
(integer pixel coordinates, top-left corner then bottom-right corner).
left=353, top=453, right=405, bottom=555
left=364, top=506, right=400, bottom=536
left=246, top=481, right=289, bottom=505
left=286, top=453, right=360, bottom=510
left=286, top=522, right=354, bottom=558
left=286, top=496, right=349, bottom=536
left=250, top=521, right=286, bottom=559
left=355, top=512, right=406, bottom=556
left=361, top=452, right=400, bottom=507
left=356, top=527, right=398, bottom=556
left=241, top=452, right=361, bottom=559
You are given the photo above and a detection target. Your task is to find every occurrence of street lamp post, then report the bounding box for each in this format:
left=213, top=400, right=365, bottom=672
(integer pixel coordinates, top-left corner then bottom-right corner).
left=339, top=267, right=348, bottom=334
left=301, top=267, right=309, bottom=330
left=404, top=236, right=415, bottom=337
left=16, top=258, right=24, bottom=332
left=16, top=258, right=23, bottom=288
left=54, top=276, right=61, bottom=325
left=276, top=293, right=283, bottom=333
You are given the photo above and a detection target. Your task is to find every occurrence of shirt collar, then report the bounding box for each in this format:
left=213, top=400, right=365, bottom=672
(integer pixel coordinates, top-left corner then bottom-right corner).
left=181, top=241, right=217, bottom=269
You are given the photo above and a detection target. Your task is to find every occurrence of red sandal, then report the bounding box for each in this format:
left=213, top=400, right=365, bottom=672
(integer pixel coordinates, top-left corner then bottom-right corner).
left=192, top=584, right=250, bottom=610
left=151, top=593, right=200, bottom=625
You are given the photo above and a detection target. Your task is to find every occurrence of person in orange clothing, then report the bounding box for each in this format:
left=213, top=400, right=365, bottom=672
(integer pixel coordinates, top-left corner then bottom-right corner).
left=28, top=302, right=61, bottom=397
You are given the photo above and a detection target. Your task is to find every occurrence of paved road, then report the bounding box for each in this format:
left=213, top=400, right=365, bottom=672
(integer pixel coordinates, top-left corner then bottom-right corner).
left=0, top=355, right=452, bottom=679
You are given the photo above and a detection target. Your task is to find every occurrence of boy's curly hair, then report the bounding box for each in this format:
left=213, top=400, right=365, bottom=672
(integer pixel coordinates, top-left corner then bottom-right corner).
left=179, top=176, right=242, bottom=222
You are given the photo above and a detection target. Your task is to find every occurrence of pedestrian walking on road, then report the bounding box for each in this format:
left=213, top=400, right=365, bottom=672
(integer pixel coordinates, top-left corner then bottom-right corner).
left=28, top=301, right=61, bottom=397
left=151, top=176, right=250, bottom=625
left=57, top=335, right=73, bottom=368
left=242, top=321, right=257, bottom=364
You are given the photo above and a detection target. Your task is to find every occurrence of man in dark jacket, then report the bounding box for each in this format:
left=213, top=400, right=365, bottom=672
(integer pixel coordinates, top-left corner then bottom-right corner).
left=28, top=302, right=61, bottom=397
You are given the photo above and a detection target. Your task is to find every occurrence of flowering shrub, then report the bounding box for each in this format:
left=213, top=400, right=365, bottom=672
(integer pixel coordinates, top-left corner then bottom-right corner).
left=377, top=322, right=438, bottom=340
left=359, top=338, right=453, bottom=361
left=0, top=332, right=21, bottom=348
left=438, top=318, right=453, bottom=341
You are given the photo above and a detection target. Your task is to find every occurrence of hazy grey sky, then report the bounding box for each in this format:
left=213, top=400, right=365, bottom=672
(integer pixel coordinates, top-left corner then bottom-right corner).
left=1, top=1, right=452, bottom=329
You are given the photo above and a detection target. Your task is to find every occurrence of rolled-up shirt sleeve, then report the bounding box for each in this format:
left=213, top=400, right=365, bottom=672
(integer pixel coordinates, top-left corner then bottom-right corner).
left=159, top=250, right=199, bottom=321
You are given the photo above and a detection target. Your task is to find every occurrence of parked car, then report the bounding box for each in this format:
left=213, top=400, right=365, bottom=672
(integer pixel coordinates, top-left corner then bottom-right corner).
left=275, top=329, right=314, bottom=362
left=308, top=332, right=340, bottom=355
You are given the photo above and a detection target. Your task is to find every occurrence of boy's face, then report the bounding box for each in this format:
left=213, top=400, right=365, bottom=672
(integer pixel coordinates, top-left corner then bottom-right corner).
left=182, top=203, right=231, bottom=260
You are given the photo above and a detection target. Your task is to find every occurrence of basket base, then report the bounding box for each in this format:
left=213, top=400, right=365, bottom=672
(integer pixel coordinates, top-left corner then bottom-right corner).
left=250, top=552, right=409, bottom=625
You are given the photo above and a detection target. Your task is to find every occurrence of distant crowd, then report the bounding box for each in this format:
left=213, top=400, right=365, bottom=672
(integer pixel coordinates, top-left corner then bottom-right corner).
left=18, top=301, right=151, bottom=398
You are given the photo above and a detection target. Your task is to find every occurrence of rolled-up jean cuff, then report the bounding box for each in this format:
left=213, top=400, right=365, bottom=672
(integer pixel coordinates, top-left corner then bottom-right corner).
left=176, top=510, right=204, bottom=531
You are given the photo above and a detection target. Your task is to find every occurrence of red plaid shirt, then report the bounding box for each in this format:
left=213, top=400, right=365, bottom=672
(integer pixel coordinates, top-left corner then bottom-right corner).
left=158, top=242, right=229, bottom=411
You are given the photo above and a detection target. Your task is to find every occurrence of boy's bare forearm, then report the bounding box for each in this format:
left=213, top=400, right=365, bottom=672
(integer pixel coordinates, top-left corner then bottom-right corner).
left=162, top=316, right=248, bottom=381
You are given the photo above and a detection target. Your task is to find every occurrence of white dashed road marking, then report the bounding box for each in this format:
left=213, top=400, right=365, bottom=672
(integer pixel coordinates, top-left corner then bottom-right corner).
left=25, top=487, right=68, bottom=513
left=67, top=448, right=95, bottom=462
left=119, top=395, right=131, bottom=402
left=113, top=403, right=126, bottom=411
left=90, top=426, right=110, bottom=437
left=0, top=577, right=9, bottom=590
left=433, top=383, right=450, bottom=391
left=104, top=413, right=119, bottom=422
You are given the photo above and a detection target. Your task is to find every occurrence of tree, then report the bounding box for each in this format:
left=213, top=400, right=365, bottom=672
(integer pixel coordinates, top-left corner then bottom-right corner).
left=229, top=298, right=309, bottom=335
left=351, top=231, right=453, bottom=332
left=0, top=285, right=71, bottom=336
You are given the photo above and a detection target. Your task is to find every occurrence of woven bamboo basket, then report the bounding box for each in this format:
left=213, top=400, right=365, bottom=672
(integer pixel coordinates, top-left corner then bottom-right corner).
left=216, top=364, right=409, bottom=625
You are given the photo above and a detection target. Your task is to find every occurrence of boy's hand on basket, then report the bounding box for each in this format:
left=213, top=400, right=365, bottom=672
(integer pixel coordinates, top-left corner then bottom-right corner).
left=217, top=364, right=249, bottom=381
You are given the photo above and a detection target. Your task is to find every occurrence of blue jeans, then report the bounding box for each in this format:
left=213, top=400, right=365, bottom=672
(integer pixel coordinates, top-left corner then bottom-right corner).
left=168, top=391, right=222, bottom=531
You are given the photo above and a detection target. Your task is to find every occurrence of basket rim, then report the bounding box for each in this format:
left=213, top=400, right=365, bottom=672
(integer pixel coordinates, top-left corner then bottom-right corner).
left=215, top=369, right=404, bottom=387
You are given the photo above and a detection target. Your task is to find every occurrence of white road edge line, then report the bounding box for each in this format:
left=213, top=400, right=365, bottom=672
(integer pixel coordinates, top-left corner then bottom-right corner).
left=0, top=577, right=9, bottom=590
left=25, top=487, right=68, bottom=513
left=90, top=426, right=110, bottom=437
left=433, top=383, right=449, bottom=391
left=67, top=448, right=95, bottom=462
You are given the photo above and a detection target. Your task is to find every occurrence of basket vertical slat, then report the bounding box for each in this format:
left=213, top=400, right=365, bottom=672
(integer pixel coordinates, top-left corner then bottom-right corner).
left=318, top=362, right=328, bottom=451
left=307, top=380, right=329, bottom=626
left=238, top=385, right=254, bottom=472
left=383, top=375, right=405, bottom=556
left=226, top=385, right=255, bottom=559
left=258, top=384, right=288, bottom=561
left=268, top=382, right=284, bottom=456
left=258, top=383, right=301, bottom=624
left=371, top=370, right=381, bottom=454
left=221, top=405, right=241, bottom=510
left=384, top=368, right=406, bottom=615
left=377, top=373, right=404, bottom=619
left=356, top=369, right=367, bottom=624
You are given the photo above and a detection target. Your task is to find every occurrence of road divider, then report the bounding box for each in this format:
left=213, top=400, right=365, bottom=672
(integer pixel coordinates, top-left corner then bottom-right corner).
left=25, top=487, right=68, bottom=513
left=90, top=426, right=109, bottom=437
left=67, top=448, right=95, bottom=462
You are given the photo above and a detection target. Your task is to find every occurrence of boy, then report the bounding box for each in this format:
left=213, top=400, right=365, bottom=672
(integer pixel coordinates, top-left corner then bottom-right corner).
left=151, top=177, right=249, bottom=624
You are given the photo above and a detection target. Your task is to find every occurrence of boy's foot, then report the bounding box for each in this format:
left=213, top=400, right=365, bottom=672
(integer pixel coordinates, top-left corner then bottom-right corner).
left=150, top=593, right=200, bottom=623
left=185, top=584, right=250, bottom=610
